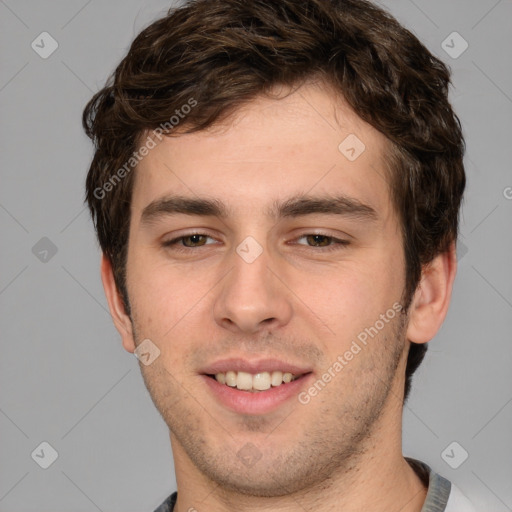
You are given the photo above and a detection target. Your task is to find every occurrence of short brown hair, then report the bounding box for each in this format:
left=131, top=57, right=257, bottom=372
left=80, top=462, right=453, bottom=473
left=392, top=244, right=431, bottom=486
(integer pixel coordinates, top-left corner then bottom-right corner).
left=83, top=0, right=465, bottom=402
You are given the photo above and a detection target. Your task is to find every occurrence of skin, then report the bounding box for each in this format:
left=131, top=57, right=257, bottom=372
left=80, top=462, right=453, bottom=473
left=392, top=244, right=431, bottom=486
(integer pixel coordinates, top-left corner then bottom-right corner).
left=101, top=81, right=457, bottom=512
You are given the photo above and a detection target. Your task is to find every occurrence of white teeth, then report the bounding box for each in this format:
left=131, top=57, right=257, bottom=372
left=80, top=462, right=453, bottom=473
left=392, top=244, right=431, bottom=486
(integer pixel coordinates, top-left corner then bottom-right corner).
left=282, top=372, right=293, bottom=383
left=253, top=372, right=271, bottom=391
left=225, top=371, right=237, bottom=387
left=213, top=370, right=299, bottom=391
left=271, top=371, right=283, bottom=387
left=236, top=371, right=253, bottom=391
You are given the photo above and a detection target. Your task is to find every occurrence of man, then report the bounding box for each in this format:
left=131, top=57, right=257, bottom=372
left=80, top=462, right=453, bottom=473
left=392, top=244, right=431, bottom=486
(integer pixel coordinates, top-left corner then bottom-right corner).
left=83, top=0, right=475, bottom=510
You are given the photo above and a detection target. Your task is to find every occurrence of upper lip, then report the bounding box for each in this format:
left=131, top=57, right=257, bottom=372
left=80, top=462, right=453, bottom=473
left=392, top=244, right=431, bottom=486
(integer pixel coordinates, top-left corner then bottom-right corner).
left=200, top=358, right=313, bottom=376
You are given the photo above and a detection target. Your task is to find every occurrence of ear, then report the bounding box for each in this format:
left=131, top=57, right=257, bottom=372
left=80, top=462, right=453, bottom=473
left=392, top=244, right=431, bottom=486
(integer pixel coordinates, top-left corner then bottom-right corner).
left=406, top=241, right=457, bottom=344
left=100, top=253, right=136, bottom=353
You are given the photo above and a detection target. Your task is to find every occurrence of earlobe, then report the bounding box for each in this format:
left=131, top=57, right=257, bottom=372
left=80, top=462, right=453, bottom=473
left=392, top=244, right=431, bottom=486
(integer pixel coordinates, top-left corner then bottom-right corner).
left=406, top=242, right=457, bottom=344
left=100, top=254, right=136, bottom=353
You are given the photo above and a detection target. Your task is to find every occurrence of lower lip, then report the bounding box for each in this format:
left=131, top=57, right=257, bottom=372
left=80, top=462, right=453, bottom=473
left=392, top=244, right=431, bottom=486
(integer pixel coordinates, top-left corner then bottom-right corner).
left=202, top=374, right=313, bottom=415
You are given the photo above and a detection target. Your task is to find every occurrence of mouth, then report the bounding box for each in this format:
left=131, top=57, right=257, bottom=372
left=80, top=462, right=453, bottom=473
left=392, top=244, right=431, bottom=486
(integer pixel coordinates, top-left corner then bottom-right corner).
left=206, top=370, right=302, bottom=392
left=200, top=358, right=313, bottom=414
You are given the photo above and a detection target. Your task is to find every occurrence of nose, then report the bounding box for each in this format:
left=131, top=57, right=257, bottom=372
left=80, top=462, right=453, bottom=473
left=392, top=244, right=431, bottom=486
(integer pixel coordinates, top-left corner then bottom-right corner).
left=213, top=244, right=293, bottom=335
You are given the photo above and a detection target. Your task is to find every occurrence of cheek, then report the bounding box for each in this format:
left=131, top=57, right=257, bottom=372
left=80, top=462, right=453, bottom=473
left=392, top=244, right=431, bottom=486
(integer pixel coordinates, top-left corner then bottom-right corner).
left=303, top=273, right=380, bottom=333
left=126, top=250, right=217, bottom=340
left=293, top=257, right=403, bottom=341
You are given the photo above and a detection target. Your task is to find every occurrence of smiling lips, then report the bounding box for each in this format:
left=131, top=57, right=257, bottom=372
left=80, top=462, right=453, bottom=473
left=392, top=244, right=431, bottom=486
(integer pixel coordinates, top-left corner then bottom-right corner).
left=201, top=358, right=312, bottom=394
left=201, top=359, right=313, bottom=414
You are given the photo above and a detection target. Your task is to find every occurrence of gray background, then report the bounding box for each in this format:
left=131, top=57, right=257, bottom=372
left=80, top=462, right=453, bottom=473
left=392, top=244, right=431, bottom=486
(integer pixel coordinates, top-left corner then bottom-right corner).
left=0, top=0, right=511, bottom=510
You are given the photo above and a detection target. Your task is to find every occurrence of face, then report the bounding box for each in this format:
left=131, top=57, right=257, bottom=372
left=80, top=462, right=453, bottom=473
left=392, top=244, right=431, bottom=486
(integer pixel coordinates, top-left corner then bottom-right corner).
left=122, top=82, right=411, bottom=495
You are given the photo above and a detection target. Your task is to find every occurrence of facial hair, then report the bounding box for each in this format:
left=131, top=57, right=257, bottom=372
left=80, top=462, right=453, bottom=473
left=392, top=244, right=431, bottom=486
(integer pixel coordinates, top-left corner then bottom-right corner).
left=132, top=307, right=408, bottom=498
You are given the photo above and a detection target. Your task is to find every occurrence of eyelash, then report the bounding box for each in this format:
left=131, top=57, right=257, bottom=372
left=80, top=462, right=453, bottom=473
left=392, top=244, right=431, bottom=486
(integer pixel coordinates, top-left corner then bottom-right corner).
left=161, top=233, right=350, bottom=253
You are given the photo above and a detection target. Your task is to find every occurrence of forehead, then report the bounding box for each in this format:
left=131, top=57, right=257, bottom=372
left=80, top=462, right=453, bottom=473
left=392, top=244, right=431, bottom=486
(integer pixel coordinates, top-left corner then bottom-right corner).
left=131, top=82, right=393, bottom=220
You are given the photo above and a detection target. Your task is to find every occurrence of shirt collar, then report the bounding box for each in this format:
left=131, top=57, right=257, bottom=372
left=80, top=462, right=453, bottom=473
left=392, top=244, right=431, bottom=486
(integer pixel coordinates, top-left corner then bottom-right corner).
left=406, top=457, right=451, bottom=512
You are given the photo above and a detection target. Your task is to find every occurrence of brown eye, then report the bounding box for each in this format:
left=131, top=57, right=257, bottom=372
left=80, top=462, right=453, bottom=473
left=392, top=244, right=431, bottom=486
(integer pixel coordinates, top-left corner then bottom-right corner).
left=293, top=234, right=350, bottom=253
left=162, top=233, right=215, bottom=250
left=181, top=234, right=208, bottom=247
left=306, top=234, right=332, bottom=247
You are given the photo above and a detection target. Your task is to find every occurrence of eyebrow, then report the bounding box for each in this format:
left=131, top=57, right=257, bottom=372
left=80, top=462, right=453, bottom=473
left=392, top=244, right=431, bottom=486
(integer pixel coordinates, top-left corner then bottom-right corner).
left=272, top=194, right=378, bottom=221
left=140, top=193, right=379, bottom=225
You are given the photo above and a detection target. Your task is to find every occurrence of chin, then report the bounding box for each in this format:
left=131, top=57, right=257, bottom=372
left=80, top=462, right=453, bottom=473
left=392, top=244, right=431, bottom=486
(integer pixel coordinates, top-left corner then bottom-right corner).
left=186, top=443, right=341, bottom=498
